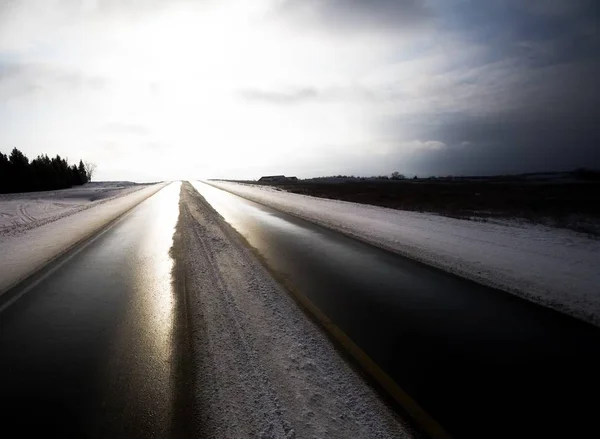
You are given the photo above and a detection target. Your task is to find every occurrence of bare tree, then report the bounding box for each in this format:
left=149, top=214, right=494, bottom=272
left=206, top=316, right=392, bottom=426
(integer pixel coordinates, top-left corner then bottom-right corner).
left=391, top=171, right=405, bottom=180
left=84, top=161, right=97, bottom=182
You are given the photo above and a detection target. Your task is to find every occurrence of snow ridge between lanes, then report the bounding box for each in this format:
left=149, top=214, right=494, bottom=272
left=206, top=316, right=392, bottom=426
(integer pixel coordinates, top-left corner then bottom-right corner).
left=208, top=181, right=600, bottom=326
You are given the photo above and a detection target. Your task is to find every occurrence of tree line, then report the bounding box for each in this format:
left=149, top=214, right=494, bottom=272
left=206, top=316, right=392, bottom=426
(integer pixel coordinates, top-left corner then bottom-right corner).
left=0, top=147, right=96, bottom=194
left=305, top=172, right=409, bottom=182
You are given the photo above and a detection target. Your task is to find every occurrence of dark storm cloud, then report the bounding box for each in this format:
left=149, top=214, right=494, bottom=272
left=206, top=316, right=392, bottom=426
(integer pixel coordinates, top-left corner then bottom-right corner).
left=391, top=69, right=600, bottom=175
left=397, top=106, right=600, bottom=176
left=273, top=0, right=433, bottom=33
left=389, top=0, right=600, bottom=174
left=441, top=0, right=600, bottom=65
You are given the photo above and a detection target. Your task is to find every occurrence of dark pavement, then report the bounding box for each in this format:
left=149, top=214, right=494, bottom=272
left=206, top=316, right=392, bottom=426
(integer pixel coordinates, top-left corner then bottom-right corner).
left=195, top=181, right=600, bottom=438
left=0, top=183, right=191, bottom=438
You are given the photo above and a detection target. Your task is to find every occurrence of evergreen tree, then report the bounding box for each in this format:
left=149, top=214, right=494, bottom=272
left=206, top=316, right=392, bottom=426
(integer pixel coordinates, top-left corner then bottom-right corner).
left=9, top=148, right=30, bottom=192
left=0, top=152, right=10, bottom=193
left=78, top=160, right=88, bottom=184
left=0, top=148, right=91, bottom=193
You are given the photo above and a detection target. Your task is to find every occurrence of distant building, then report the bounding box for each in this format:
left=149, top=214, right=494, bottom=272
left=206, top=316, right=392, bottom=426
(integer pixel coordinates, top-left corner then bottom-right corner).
left=258, top=175, right=298, bottom=182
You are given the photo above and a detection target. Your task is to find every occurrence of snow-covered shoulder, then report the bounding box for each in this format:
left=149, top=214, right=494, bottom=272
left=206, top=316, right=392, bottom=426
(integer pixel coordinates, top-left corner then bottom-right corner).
left=0, top=182, right=167, bottom=295
left=0, top=181, right=146, bottom=234
left=208, top=181, right=600, bottom=326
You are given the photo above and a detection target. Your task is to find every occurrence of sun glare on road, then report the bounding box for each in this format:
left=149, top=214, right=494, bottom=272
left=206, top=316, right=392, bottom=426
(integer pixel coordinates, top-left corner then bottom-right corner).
left=101, top=181, right=183, bottom=432
left=134, top=182, right=181, bottom=365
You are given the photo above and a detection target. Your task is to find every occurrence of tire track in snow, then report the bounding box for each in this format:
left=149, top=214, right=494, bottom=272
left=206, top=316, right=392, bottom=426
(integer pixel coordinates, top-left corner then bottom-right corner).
left=0, top=186, right=148, bottom=239
left=183, top=200, right=292, bottom=438
left=17, top=203, right=36, bottom=223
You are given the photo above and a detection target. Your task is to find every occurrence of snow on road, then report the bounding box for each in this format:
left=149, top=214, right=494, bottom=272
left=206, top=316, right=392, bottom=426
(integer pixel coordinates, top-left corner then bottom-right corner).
left=176, top=183, right=413, bottom=438
left=0, top=182, right=167, bottom=295
left=208, top=181, right=600, bottom=326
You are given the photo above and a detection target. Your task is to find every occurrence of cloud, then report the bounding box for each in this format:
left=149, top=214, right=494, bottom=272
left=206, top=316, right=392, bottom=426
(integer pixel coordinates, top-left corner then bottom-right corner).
left=411, top=140, right=446, bottom=150
left=353, top=0, right=600, bottom=175
left=238, top=84, right=407, bottom=106
left=0, top=61, right=108, bottom=99
left=100, top=123, right=149, bottom=136
left=272, top=0, right=432, bottom=33
left=0, top=0, right=205, bottom=52
left=240, top=0, right=600, bottom=176
left=383, top=84, right=600, bottom=176
left=238, top=87, right=318, bottom=105
left=445, top=0, right=600, bottom=65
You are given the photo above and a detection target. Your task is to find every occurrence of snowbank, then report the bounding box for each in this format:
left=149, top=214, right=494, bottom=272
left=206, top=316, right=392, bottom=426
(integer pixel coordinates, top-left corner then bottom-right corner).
left=208, top=181, right=600, bottom=326
left=0, top=183, right=167, bottom=294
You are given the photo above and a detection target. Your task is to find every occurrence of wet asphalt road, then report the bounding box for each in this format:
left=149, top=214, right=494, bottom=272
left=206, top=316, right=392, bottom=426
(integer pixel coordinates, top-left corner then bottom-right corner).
left=194, top=181, right=600, bottom=438
left=1, top=179, right=599, bottom=438
left=0, top=183, right=187, bottom=438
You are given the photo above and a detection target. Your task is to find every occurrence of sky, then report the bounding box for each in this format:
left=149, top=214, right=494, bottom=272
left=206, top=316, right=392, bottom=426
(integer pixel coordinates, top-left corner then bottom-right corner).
left=0, top=0, right=599, bottom=181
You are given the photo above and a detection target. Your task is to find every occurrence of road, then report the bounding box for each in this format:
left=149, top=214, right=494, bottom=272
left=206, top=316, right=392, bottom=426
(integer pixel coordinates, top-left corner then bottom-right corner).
left=1, top=180, right=599, bottom=438
left=193, top=181, right=600, bottom=438
left=0, top=181, right=409, bottom=439
left=0, top=182, right=191, bottom=438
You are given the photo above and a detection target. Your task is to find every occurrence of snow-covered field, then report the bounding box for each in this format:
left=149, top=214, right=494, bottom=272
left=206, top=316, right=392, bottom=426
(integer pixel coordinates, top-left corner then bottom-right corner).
left=208, top=181, right=600, bottom=326
left=0, top=182, right=143, bottom=236
left=0, top=182, right=167, bottom=295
